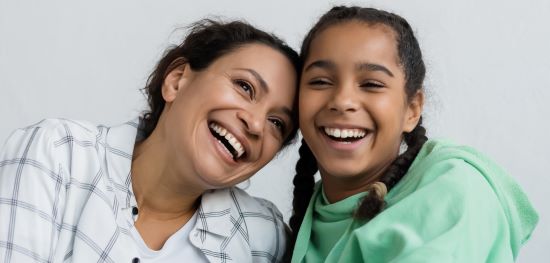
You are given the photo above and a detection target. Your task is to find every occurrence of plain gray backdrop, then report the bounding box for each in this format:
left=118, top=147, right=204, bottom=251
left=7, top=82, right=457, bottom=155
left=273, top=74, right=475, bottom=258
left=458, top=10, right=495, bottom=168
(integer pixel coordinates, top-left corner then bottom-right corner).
left=1, top=0, right=548, bottom=261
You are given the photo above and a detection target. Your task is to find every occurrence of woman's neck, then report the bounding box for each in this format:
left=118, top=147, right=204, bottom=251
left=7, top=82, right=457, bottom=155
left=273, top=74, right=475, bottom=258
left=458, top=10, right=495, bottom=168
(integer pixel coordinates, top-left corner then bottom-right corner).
left=130, top=133, right=204, bottom=250
left=131, top=133, right=203, bottom=219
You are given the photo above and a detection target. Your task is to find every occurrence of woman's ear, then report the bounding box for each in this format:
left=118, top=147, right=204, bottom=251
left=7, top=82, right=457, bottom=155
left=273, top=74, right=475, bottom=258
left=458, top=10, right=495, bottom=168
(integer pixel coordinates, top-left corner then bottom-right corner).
left=161, top=58, right=191, bottom=103
left=403, top=90, right=424, bottom=132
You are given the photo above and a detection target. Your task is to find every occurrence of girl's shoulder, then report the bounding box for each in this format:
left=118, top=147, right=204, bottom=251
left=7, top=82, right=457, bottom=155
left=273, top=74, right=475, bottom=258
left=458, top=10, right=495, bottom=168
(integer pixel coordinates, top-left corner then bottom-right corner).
left=394, top=138, right=520, bottom=198
left=385, top=138, right=538, bottom=249
left=407, top=138, right=504, bottom=183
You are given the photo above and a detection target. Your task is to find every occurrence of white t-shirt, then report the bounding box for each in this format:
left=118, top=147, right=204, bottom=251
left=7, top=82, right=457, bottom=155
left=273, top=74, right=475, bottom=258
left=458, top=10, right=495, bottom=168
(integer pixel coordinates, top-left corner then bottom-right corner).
left=130, top=212, right=208, bottom=262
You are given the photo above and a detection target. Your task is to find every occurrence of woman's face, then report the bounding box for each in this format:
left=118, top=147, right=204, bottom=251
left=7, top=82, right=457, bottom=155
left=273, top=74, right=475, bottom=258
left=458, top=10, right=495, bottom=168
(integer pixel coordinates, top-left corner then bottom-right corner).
left=160, top=43, right=296, bottom=189
left=299, top=22, right=422, bottom=184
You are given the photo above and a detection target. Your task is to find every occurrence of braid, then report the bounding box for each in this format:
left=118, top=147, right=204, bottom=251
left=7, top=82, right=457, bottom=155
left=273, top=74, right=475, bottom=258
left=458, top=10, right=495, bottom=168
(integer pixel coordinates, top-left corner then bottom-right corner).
left=285, top=139, right=317, bottom=260
left=355, top=117, right=428, bottom=220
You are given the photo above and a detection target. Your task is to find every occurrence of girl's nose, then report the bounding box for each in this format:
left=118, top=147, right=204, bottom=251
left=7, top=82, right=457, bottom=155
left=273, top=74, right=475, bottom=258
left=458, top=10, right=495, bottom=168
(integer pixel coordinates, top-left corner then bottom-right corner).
left=327, top=84, right=360, bottom=113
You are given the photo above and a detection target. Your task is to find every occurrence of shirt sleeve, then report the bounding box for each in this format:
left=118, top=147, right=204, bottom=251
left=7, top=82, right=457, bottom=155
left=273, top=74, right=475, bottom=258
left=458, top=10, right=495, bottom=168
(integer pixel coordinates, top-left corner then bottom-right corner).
left=268, top=200, right=288, bottom=263
left=343, top=159, right=515, bottom=263
left=251, top=197, right=288, bottom=263
left=0, top=121, right=68, bottom=263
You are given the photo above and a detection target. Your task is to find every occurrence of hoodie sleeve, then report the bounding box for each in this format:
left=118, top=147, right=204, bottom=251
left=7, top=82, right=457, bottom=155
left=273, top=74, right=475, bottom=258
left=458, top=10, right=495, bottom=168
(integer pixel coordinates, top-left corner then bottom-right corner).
left=341, top=155, right=537, bottom=263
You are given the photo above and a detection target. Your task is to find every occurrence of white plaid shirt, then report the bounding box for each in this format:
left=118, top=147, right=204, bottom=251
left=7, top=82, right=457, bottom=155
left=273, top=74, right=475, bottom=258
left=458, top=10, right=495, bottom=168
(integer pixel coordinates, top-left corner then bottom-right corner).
left=0, top=119, right=287, bottom=263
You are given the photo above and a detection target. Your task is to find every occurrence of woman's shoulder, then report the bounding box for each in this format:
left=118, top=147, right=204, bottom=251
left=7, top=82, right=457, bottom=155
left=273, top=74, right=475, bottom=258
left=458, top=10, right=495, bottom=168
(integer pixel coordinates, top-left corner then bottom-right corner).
left=200, top=187, right=287, bottom=261
left=202, top=187, right=283, bottom=218
left=9, top=118, right=101, bottom=142
left=2, top=118, right=101, bottom=161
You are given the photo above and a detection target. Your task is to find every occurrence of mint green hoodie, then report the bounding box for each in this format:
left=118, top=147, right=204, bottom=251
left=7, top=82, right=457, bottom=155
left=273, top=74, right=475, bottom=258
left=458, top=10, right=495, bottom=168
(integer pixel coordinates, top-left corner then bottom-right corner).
left=292, top=139, right=538, bottom=262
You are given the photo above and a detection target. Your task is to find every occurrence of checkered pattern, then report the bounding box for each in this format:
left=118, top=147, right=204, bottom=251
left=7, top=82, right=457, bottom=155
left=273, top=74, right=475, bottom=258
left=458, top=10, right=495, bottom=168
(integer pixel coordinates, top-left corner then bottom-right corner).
left=0, top=119, right=287, bottom=262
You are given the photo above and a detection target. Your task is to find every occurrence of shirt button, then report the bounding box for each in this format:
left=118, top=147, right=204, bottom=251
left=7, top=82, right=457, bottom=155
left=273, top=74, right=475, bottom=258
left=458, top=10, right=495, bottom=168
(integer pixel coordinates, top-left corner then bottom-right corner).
left=132, top=257, right=140, bottom=263
left=132, top=206, right=139, bottom=215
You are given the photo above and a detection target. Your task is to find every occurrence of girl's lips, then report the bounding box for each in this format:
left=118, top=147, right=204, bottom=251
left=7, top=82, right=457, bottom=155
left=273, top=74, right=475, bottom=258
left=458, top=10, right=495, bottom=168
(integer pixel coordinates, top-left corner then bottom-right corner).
left=323, top=127, right=367, bottom=139
left=318, top=127, right=369, bottom=152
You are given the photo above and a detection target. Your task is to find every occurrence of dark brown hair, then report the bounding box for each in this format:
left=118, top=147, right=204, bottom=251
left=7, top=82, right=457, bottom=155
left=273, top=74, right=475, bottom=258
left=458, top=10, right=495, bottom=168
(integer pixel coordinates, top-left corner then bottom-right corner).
left=288, top=5, right=429, bottom=254
left=141, top=19, right=301, bottom=146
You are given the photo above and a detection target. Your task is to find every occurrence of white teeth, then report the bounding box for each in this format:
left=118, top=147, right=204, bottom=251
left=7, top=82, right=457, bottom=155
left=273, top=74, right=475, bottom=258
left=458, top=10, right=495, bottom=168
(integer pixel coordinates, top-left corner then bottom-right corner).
left=209, top=123, right=245, bottom=158
left=324, top=127, right=366, bottom=139
left=343, top=130, right=350, bottom=138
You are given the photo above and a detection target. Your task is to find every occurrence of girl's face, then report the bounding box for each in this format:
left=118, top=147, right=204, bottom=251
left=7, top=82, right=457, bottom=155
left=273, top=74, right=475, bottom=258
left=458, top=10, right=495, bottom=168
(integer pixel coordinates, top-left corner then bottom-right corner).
left=159, top=43, right=296, bottom=189
left=299, top=22, right=422, bottom=185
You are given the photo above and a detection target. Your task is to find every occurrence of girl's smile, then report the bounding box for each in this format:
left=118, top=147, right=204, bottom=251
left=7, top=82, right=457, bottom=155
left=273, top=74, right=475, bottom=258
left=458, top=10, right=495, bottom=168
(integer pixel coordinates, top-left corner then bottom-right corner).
left=318, top=124, right=371, bottom=151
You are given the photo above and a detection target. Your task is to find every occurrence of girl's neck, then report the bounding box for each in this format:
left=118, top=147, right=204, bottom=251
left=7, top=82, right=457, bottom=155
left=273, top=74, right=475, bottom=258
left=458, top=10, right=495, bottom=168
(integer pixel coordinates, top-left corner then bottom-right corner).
left=320, top=160, right=392, bottom=203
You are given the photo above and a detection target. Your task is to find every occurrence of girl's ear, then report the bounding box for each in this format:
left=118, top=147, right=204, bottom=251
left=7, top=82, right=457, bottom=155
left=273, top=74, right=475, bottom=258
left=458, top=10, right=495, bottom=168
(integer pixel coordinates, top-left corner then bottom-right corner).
left=403, top=90, right=424, bottom=132
left=161, top=58, right=192, bottom=103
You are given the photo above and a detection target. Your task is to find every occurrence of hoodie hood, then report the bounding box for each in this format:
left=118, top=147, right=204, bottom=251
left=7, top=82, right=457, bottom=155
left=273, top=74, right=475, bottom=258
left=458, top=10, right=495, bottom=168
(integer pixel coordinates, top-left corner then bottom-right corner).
left=403, top=139, right=538, bottom=257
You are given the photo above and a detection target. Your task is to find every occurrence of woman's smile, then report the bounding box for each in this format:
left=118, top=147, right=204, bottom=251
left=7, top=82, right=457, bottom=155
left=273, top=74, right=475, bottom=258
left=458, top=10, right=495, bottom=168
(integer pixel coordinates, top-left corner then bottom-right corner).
left=208, top=121, right=247, bottom=162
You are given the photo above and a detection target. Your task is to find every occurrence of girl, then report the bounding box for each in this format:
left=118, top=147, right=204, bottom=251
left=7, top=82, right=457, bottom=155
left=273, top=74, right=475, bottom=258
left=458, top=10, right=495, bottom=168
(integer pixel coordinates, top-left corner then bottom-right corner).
left=289, top=6, right=538, bottom=262
left=0, top=19, right=299, bottom=262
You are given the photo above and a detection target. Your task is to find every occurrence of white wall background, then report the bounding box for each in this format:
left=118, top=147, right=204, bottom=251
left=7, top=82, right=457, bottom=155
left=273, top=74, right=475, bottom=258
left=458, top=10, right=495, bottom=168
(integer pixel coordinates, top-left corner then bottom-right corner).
left=1, top=0, right=548, bottom=261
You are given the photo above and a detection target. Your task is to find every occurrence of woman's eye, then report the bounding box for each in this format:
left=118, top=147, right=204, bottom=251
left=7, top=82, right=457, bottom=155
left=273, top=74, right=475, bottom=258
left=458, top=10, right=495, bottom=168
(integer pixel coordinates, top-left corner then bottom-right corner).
left=235, top=80, right=254, bottom=98
left=269, top=118, right=286, bottom=133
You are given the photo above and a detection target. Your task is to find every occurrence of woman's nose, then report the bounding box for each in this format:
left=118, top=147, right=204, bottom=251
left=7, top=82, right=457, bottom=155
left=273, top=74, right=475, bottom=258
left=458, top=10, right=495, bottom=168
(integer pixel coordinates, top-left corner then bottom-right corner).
left=237, top=110, right=264, bottom=137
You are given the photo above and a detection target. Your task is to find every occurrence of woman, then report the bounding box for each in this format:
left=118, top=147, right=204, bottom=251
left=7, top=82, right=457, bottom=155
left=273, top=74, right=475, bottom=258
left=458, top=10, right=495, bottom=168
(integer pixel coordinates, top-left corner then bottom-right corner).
left=0, top=19, right=299, bottom=262
left=288, top=6, right=538, bottom=262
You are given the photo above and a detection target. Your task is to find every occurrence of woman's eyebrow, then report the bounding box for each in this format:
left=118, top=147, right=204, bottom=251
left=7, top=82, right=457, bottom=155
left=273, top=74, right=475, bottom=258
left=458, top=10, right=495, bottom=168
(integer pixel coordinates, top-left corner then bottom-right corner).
left=277, top=106, right=293, bottom=121
left=234, top=68, right=292, bottom=121
left=356, top=62, right=394, bottom=77
left=235, top=68, right=269, bottom=94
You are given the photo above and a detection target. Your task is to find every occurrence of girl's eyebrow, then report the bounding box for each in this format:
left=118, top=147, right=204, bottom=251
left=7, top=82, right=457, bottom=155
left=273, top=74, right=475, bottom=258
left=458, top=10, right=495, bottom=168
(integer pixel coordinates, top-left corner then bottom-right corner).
left=356, top=62, right=394, bottom=77
left=304, top=60, right=394, bottom=78
left=304, top=60, right=336, bottom=72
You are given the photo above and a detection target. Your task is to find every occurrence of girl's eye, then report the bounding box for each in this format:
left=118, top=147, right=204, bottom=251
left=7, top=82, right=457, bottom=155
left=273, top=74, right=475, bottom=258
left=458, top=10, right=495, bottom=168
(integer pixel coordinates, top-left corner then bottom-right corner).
left=308, top=78, right=332, bottom=87
left=235, top=80, right=254, bottom=98
left=269, top=118, right=286, bottom=133
left=360, top=81, right=385, bottom=89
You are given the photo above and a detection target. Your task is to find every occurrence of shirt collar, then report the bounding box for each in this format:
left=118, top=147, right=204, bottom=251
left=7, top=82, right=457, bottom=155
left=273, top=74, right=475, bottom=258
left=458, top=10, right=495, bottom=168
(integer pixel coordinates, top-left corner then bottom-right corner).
left=193, top=189, right=235, bottom=238
left=103, top=118, right=140, bottom=209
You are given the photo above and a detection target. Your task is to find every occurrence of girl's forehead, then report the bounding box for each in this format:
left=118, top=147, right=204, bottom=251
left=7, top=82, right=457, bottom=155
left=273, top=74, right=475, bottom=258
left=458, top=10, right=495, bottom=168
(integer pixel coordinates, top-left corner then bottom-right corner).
left=313, top=22, right=396, bottom=49
left=306, top=22, right=401, bottom=69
